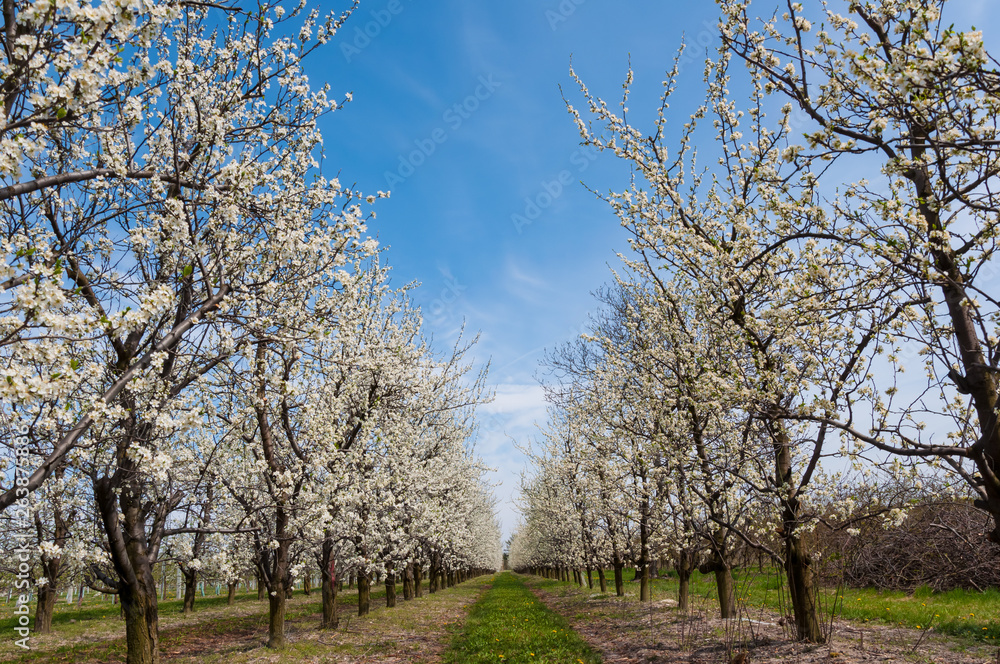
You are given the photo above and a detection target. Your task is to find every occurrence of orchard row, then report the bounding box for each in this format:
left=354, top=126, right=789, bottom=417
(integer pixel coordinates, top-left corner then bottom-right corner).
left=512, top=0, right=1000, bottom=646
left=0, top=1, right=501, bottom=662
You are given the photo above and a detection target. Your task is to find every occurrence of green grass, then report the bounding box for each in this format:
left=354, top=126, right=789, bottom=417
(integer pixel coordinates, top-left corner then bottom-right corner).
left=443, top=572, right=601, bottom=664
left=0, top=590, right=265, bottom=633
left=834, top=585, right=1000, bottom=642
left=543, top=567, right=1000, bottom=644
left=0, top=578, right=416, bottom=632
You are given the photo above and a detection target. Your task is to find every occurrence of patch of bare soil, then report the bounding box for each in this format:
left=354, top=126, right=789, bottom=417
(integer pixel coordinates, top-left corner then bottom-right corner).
left=0, top=580, right=489, bottom=663
left=524, top=580, right=999, bottom=664
left=273, top=582, right=489, bottom=663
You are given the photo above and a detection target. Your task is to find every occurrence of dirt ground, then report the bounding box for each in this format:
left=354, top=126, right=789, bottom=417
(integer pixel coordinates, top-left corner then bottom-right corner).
left=3, top=577, right=996, bottom=663
left=523, top=577, right=1000, bottom=664
left=0, top=580, right=488, bottom=664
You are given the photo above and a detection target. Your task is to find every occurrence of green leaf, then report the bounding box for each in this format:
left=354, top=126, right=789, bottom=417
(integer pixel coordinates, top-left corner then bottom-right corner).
left=70, top=359, right=80, bottom=371
left=182, top=264, right=193, bottom=277
left=56, top=108, right=67, bottom=119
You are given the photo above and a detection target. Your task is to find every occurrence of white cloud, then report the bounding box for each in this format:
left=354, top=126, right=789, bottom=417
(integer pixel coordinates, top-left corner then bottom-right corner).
left=473, top=383, right=550, bottom=540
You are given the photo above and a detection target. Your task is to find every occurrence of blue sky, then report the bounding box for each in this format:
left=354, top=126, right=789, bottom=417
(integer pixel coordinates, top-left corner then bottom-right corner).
left=308, top=0, right=995, bottom=540
left=307, top=0, right=723, bottom=539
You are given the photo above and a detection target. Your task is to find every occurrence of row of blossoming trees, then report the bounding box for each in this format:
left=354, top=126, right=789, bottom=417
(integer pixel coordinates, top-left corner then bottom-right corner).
left=511, top=0, right=1000, bottom=645
left=0, top=0, right=501, bottom=662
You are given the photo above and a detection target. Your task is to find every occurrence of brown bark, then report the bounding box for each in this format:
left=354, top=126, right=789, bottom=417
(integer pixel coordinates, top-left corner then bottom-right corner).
left=613, top=561, right=624, bottom=597
left=357, top=574, right=370, bottom=616
left=773, top=421, right=824, bottom=642
left=675, top=549, right=696, bottom=612
left=121, top=583, right=160, bottom=664
left=94, top=454, right=170, bottom=664
left=895, top=127, right=1000, bottom=544
left=403, top=565, right=414, bottom=600
left=678, top=570, right=691, bottom=612
left=385, top=573, right=396, bottom=608
left=785, top=531, right=823, bottom=642
left=267, top=589, right=286, bottom=649
left=429, top=558, right=439, bottom=593
left=33, top=582, right=56, bottom=633
left=699, top=547, right=735, bottom=619
left=714, top=565, right=735, bottom=619
left=34, top=464, right=72, bottom=633
left=182, top=570, right=197, bottom=613
left=413, top=562, right=423, bottom=597
left=320, top=538, right=338, bottom=628
left=227, top=582, right=237, bottom=605
left=265, top=520, right=290, bottom=648
left=597, top=568, right=607, bottom=593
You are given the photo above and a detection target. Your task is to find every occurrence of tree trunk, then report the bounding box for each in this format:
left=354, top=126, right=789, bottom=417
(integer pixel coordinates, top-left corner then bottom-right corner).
left=413, top=562, right=423, bottom=598
left=266, top=505, right=291, bottom=648
left=182, top=569, right=197, bottom=614
left=257, top=571, right=266, bottom=600
left=267, top=589, right=286, bottom=649
left=785, top=532, right=823, bottom=642
left=121, top=583, right=160, bottom=664
left=94, top=471, right=163, bottom=664
left=35, top=460, right=70, bottom=634
left=34, top=580, right=57, bottom=633
left=640, top=564, right=651, bottom=601
left=403, top=566, right=414, bottom=600
left=714, top=566, right=735, bottom=619
left=227, top=582, right=237, bottom=605
left=678, top=569, right=691, bottom=612
left=302, top=573, right=311, bottom=596
left=358, top=574, right=370, bottom=616
left=598, top=568, right=607, bottom=593
left=772, top=420, right=824, bottom=642
left=586, top=567, right=593, bottom=589
left=320, top=538, right=338, bottom=629
left=908, top=145, right=1000, bottom=545
left=613, top=560, right=624, bottom=597
left=385, top=573, right=396, bottom=608
left=675, top=549, right=696, bottom=612
left=429, top=558, right=439, bottom=593
left=700, top=549, right=735, bottom=618
left=34, top=526, right=64, bottom=633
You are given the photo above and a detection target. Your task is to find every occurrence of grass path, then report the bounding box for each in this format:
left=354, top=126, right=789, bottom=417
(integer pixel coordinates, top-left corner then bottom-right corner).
left=443, top=572, right=601, bottom=664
